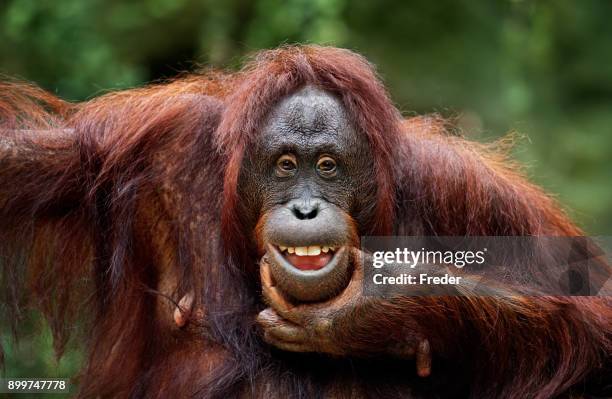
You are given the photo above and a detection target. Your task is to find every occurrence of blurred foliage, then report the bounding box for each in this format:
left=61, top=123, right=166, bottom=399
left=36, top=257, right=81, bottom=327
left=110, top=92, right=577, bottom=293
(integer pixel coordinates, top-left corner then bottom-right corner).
left=1, top=312, right=82, bottom=397
left=1, top=0, right=611, bottom=386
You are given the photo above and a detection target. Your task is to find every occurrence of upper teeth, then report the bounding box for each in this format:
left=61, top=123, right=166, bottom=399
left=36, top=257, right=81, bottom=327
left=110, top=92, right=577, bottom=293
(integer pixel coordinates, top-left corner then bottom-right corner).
left=279, top=245, right=335, bottom=256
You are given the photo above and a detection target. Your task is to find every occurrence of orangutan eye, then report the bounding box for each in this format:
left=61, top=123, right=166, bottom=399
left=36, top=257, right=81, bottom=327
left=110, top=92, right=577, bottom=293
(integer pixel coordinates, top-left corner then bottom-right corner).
left=275, top=154, right=297, bottom=177
left=316, top=156, right=337, bottom=177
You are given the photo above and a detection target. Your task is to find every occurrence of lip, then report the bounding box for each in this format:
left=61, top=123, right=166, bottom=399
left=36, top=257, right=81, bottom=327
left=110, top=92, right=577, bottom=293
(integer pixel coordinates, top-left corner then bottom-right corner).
left=264, top=243, right=353, bottom=302
left=276, top=245, right=338, bottom=271
left=268, top=244, right=346, bottom=277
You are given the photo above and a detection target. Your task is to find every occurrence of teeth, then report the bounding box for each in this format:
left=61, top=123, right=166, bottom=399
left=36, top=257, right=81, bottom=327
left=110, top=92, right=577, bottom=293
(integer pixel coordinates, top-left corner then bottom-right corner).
left=295, top=246, right=308, bottom=256
left=280, top=245, right=338, bottom=256
left=307, top=246, right=321, bottom=256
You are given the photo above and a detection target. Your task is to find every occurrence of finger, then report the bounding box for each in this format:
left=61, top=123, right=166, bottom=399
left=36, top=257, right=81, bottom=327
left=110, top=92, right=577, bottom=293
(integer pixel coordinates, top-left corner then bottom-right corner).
left=264, top=331, right=313, bottom=353
left=256, top=308, right=282, bottom=327
left=349, top=247, right=366, bottom=283
left=174, top=292, right=194, bottom=328
left=260, top=259, right=275, bottom=288
left=260, top=260, right=297, bottom=318
left=257, top=309, right=309, bottom=344
left=313, top=318, right=332, bottom=335
left=262, top=280, right=296, bottom=318
left=416, top=339, right=432, bottom=377
left=267, top=322, right=308, bottom=343
left=324, top=248, right=364, bottom=309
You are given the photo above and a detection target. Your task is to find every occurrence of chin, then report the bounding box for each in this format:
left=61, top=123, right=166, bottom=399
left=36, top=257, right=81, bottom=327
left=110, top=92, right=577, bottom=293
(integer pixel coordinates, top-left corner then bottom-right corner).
left=263, top=243, right=354, bottom=302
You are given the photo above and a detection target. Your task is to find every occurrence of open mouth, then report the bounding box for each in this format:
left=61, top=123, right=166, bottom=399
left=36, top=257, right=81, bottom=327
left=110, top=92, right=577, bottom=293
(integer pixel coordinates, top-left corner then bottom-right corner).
left=264, top=243, right=352, bottom=302
left=272, top=245, right=341, bottom=271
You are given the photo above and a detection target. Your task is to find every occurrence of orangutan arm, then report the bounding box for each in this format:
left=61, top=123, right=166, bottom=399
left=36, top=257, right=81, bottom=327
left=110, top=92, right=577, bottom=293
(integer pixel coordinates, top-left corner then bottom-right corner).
left=257, top=119, right=612, bottom=397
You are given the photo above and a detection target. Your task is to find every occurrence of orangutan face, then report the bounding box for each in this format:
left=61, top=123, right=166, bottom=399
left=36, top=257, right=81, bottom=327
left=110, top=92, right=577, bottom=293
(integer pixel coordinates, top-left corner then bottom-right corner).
left=239, top=85, right=375, bottom=301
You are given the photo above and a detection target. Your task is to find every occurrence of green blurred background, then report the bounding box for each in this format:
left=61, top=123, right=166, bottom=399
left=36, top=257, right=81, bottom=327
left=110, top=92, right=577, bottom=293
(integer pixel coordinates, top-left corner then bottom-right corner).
left=1, top=0, right=611, bottom=391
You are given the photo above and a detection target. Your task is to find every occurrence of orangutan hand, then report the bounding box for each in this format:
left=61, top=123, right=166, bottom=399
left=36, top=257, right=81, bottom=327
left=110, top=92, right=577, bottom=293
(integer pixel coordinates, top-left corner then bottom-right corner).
left=256, top=247, right=432, bottom=377
left=256, top=247, right=363, bottom=355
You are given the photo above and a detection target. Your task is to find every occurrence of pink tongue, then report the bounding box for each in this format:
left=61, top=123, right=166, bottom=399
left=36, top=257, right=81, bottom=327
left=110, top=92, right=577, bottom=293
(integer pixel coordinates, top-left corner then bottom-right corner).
left=285, top=253, right=332, bottom=270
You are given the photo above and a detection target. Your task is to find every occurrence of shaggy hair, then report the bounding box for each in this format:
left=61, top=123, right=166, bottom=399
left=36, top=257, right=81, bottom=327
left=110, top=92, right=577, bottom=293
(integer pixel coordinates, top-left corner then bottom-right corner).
left=1, top=46, right=610, bottom=398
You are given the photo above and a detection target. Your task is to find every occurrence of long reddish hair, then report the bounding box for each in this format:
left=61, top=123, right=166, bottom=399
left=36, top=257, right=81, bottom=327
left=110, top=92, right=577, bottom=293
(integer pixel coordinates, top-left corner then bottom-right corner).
left=1, top=46, right=610, bottom=398
left=215, top=46, right=402, bottom=268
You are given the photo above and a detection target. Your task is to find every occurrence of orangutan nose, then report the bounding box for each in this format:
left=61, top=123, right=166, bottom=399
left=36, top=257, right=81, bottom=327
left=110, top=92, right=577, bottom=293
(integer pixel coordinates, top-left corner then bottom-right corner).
left=291, top=200, right=320, bottom=220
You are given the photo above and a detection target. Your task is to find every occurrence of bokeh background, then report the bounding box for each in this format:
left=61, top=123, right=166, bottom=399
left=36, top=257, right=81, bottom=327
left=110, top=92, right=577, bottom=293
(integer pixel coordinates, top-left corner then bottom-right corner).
left=1, top=0, right=611, bottom=393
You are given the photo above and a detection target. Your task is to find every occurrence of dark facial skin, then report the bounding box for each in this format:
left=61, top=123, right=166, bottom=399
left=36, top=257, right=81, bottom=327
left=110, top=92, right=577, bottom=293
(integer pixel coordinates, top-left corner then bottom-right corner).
left=185, top=90, right=429, bottom=368
left=239, top=85, right=375, bottom=302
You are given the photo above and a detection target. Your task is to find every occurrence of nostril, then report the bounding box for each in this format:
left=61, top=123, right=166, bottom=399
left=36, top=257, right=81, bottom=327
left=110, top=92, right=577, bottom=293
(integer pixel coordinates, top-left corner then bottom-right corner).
left=292, top=204, right=319, bottom=220
left=304, top=208, right=318, bottom=219
left=292, top=207, right=304, bottom=220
